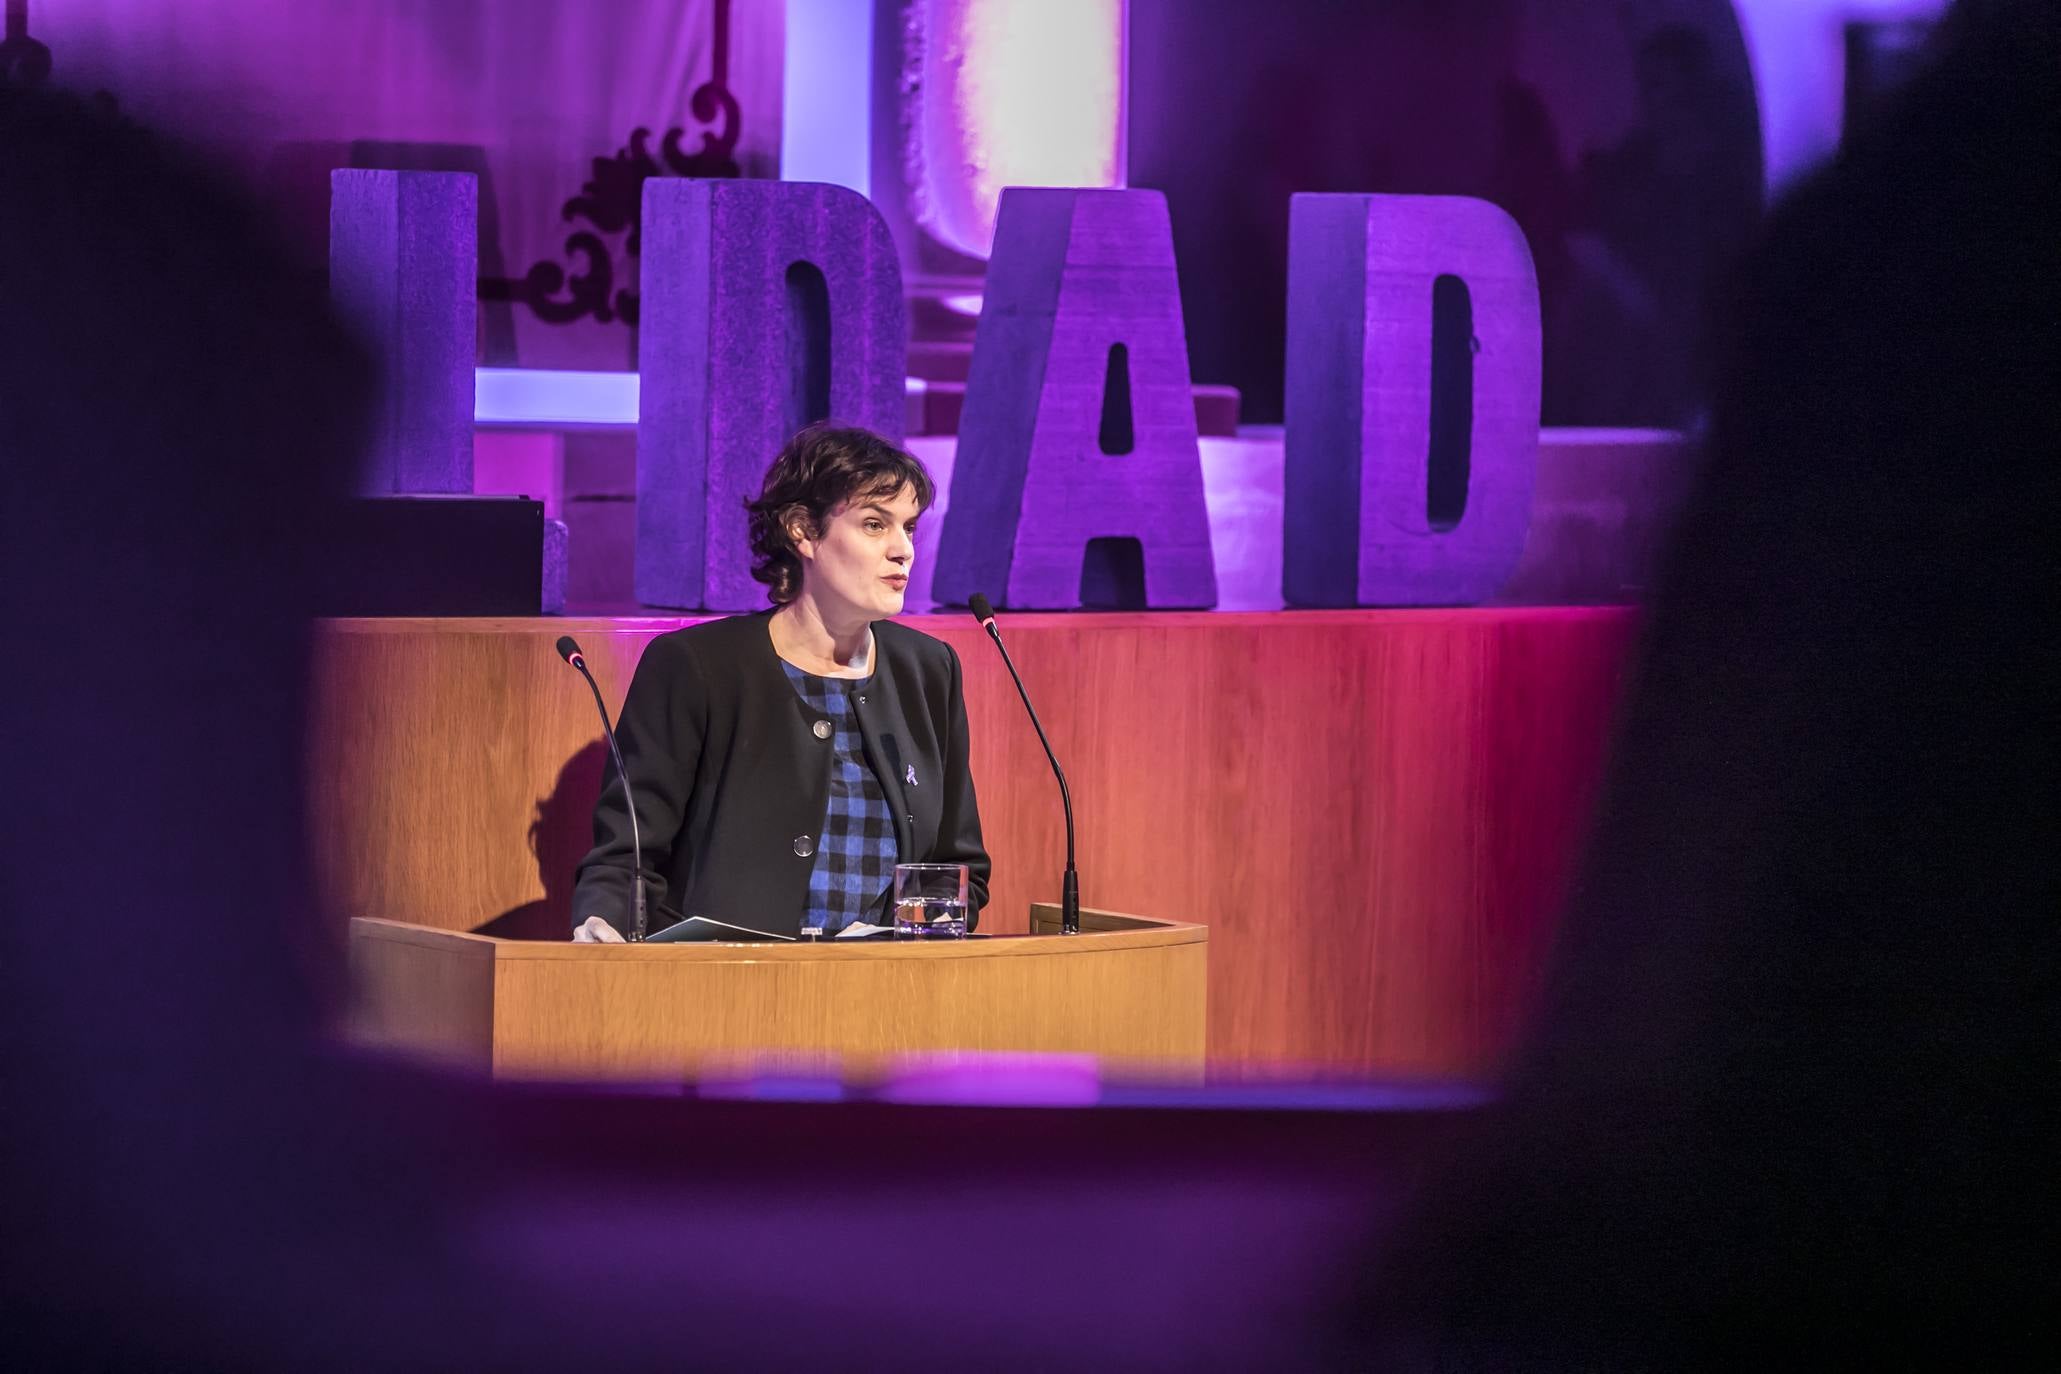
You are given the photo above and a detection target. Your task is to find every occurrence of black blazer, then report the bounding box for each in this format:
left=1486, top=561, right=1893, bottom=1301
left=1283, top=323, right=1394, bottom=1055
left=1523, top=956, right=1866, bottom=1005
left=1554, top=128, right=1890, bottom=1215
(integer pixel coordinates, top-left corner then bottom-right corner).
left=572, top=612, right=990, bottom=937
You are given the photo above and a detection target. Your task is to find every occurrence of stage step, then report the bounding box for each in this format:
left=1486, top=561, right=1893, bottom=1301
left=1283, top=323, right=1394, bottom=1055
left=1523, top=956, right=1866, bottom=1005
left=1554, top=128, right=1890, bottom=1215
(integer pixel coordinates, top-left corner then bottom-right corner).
left=909, top=340, right=974, bottom=382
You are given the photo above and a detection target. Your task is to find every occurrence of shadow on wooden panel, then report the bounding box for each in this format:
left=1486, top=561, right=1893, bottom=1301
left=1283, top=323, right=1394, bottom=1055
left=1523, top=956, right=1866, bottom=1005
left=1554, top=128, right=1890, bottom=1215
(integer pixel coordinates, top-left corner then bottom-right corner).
left=473, top=740, right=607, bottom=940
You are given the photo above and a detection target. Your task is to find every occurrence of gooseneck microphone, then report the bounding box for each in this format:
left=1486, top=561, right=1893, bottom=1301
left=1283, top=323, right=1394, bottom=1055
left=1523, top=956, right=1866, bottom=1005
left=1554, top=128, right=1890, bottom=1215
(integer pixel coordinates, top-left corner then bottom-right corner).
left=555, top=635, right=647, bottom=942
left=968, top=595, right=1080, bottom=935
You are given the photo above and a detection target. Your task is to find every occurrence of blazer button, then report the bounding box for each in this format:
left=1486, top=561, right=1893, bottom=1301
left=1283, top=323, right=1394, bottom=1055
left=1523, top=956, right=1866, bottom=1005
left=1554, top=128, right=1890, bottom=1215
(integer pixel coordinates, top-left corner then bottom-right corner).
left=812, top=719, right=832, bottom=739
left=793, top=834, right=816, bottom=857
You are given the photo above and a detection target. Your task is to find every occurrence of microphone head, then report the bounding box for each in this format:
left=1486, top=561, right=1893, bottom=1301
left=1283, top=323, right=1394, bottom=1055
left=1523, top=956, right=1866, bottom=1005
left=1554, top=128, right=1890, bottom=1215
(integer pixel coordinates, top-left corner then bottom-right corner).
left=968, top=593, right=995, bottom=626
left=554, top=635, right=584, bottom=667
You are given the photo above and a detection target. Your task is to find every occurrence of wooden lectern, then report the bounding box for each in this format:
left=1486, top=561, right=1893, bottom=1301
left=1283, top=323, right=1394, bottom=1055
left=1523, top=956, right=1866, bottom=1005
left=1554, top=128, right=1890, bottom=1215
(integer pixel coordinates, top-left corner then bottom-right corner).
left=348, top=904, right=1206, bottom=1081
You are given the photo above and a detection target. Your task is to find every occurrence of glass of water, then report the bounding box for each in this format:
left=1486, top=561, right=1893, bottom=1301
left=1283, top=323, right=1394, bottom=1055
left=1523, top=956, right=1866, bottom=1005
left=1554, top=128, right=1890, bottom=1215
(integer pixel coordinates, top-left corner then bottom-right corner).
left=894, top=863, right=969, bottom=938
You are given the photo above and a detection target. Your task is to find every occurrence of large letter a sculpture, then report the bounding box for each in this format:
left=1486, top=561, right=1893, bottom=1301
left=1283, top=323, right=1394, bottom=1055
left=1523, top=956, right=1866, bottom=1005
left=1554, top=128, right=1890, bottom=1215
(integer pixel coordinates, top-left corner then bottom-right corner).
left=934, top=189, right=1217, bottom=610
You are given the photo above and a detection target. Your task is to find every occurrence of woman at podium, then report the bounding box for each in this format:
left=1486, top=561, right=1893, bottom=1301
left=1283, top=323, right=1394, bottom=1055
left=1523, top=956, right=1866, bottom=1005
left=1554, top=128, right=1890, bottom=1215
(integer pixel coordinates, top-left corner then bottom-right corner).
left=571, top=424, right=991, bottom=939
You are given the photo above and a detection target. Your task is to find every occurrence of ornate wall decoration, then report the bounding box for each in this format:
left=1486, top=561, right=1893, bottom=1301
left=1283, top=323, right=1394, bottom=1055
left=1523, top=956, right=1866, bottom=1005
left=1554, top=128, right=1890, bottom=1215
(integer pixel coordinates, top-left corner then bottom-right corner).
left=479, top=0, right=742, bottom=329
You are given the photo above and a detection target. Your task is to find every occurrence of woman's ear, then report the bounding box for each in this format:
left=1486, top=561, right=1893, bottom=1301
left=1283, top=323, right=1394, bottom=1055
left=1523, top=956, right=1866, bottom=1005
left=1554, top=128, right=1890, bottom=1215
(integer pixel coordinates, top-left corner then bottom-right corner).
left=785, top=505, right=818, bottom=562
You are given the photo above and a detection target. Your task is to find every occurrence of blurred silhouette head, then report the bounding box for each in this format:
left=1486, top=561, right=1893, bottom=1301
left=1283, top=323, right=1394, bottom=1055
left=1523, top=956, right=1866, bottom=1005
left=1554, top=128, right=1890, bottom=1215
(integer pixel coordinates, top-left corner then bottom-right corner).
left=1356, top=0, right=2057, bottom=1361
left=1, top=77, right=371, bottom=1169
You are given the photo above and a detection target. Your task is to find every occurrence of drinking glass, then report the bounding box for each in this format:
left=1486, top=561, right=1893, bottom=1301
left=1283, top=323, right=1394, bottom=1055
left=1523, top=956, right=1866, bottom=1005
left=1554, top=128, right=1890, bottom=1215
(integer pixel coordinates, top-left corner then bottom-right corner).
left=893, top=863, right=969, bottom=938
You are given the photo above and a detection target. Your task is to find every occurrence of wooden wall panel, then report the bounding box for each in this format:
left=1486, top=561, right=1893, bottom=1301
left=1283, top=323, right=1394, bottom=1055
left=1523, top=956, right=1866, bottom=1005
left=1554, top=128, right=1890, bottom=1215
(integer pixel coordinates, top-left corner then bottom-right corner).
left=311, top=609, right=1634, bottom=1074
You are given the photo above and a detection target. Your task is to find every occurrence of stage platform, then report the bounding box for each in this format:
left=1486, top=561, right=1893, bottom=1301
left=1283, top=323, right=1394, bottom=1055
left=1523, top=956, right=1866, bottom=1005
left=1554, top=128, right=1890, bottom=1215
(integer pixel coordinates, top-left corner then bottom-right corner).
left=312, top=606, right=1636, bottom=1076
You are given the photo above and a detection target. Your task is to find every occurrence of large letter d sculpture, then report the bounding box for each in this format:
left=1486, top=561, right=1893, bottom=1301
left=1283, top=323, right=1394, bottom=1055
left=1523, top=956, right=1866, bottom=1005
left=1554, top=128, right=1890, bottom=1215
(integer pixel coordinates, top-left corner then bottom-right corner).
left=1284, top=193, right=1541, bottom=607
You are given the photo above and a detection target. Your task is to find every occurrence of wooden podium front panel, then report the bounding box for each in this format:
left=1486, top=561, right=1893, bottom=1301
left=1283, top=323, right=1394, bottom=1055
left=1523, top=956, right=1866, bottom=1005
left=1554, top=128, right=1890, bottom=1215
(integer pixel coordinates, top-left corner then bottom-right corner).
left=491, top=941, right=1204, bottom=1080
left=315, top=610, right=1632, bottom=1075
left=349, top=914, right=1206, bottom=1082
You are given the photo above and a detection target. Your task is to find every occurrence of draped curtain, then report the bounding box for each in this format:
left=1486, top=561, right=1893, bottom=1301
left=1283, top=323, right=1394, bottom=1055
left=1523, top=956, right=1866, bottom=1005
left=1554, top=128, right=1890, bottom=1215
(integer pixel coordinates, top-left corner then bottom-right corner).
left=35, top=0, right=785, bottom=369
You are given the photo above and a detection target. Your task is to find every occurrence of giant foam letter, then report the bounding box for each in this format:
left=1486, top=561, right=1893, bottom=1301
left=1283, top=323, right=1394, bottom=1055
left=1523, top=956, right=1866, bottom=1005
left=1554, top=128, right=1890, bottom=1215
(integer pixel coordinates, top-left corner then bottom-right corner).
left=328, top=170, right=476, bottom=495
left=327, top=170, right=567, bottom=612
left=1283, top=194, right=1540, bottom=606
left=636, top=179, right=906, bottom=610
left=934, top=188, right=1216, bottom=610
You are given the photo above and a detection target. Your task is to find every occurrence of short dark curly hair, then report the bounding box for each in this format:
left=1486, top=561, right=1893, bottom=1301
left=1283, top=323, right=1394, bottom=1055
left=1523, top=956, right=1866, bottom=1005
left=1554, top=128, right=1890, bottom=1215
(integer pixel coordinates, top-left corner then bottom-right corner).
left=744, top=423, right=936, bottom=604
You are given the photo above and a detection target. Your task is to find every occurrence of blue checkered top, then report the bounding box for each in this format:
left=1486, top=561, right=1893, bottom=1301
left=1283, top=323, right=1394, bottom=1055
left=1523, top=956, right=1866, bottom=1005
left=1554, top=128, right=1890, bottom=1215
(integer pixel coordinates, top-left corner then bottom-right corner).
left=780, top=659, right=900, bottom=932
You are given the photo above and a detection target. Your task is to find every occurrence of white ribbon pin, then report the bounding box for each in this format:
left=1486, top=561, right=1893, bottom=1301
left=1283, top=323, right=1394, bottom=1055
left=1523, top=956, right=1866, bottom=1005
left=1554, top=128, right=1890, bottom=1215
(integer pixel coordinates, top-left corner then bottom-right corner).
left=905, top=765, right=918, bottom=787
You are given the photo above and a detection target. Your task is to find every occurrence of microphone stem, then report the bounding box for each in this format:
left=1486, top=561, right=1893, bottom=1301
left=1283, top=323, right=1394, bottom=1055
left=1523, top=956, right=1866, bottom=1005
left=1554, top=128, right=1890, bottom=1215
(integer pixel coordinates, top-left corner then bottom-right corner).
left=985, top=622, right=1080, bottom=935
left=577, top=662, right=647, bottom=942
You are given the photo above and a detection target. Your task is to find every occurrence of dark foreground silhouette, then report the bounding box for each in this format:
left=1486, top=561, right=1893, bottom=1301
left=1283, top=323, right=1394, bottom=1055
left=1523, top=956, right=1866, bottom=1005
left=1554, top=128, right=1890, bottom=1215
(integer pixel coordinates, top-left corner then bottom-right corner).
left=1356, top=2, right=2056, bottom=1366
left=3, top=1, right=2052, bottom=1363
